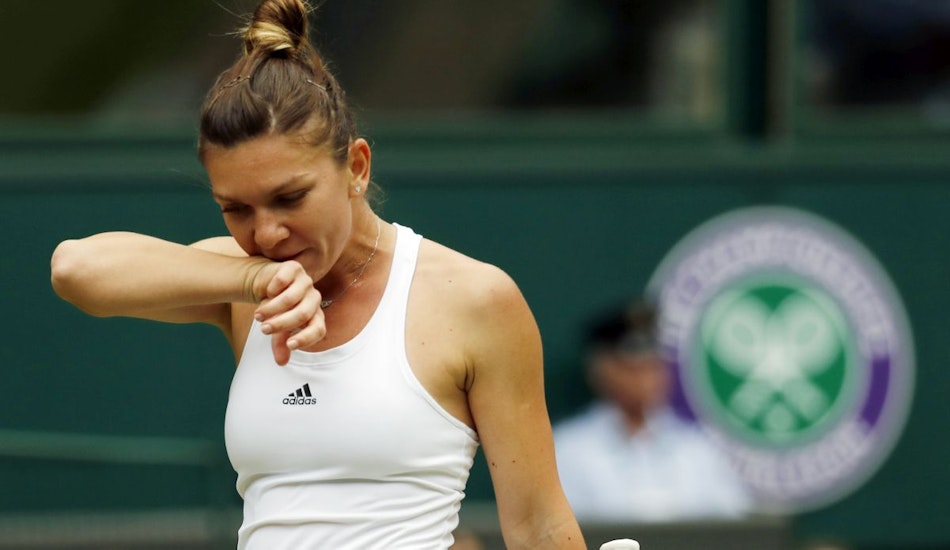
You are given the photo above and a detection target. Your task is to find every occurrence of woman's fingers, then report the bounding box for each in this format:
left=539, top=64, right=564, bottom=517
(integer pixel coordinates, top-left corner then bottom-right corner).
left=258, top=281, right=323, bottom=333
left=270, top=308, right=327, bottom=366
left=286, top=306, right=328, bottom=350
left=253, top=262, right=309, bottom=305
left=271, top=331, right=292, bottom=366
left=251, top=260, right=327, bottom=363
left=255, top=262, right=316, bottom=320
left=264, top=261, right=303, bottom=297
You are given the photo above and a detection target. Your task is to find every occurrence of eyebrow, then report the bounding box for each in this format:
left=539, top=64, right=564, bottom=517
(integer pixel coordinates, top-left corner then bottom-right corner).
left=212, top=174, right=310, bottom=203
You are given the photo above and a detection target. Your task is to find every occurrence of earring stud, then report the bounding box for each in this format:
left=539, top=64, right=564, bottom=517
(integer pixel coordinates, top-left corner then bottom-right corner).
left=355, top=185, right=362, bottom=193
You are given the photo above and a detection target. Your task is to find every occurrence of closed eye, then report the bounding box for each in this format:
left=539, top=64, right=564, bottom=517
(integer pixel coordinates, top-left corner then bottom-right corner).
left=220, top=203, right=249, bottom=215
left=275, top=190, right=307, bottom=208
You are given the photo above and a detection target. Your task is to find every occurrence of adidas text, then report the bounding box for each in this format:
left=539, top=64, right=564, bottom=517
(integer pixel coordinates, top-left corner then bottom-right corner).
left=283, top=396, right=317, bottom=405
left=283, top=383, right=316, bottom=406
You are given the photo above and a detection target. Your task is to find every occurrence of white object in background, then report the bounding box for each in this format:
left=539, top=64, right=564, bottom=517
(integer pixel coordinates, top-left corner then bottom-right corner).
left=600, top=539, right=640, bottom=550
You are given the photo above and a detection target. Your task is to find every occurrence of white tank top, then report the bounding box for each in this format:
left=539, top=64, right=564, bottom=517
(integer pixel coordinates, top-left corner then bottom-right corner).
left=224, top=224, right=479, bottom=549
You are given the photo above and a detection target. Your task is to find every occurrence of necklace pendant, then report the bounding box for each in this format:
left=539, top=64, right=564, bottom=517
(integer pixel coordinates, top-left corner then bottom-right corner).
left=320, top=299, right=332, bottom=309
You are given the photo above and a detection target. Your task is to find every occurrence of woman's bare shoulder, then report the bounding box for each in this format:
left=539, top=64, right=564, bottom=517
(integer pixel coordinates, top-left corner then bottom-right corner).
left=415, top=238, right=527, bottom=316
left=417, top=238, right=517, bottom=287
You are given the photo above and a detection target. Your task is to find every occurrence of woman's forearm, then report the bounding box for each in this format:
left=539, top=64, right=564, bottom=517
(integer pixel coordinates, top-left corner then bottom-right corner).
left=51, top=231, right=269, bottom=318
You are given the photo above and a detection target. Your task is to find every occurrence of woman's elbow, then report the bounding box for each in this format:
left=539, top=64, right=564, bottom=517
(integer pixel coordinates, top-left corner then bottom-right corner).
left=50, top=239, right=108, bottom=316
left=50, top=239, right=80, bottom=295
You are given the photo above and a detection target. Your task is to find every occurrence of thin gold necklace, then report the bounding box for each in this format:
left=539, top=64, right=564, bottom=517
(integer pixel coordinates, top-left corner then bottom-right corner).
left=320, top=218, right=382, bottom=309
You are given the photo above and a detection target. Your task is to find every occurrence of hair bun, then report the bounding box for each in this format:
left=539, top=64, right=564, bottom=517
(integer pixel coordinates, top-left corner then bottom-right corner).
left=243, top=0, right=311, bottom=57
left=200, top=0, right=353, bottom=155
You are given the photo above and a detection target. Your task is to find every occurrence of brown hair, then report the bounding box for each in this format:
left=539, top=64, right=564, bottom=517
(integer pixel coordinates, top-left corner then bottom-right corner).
left=198, top=0, right=357, bottom=163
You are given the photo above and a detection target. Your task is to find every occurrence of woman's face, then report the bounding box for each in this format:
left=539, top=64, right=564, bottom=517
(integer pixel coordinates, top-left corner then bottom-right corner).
left=204, top=133, right=365, bottom=280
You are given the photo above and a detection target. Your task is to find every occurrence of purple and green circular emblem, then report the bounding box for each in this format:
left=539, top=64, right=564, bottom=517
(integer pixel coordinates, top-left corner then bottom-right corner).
left=648, top=207, right=914, bottom=513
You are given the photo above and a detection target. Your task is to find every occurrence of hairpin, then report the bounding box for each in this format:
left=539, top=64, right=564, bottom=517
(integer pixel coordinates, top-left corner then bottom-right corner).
left=305, top=78, right=327, bottom=92
left=222, top=75, right=251, bottom=89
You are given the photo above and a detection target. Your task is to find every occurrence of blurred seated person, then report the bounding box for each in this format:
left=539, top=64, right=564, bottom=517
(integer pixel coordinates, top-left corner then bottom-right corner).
left=554, top=299, right=750, bottom=523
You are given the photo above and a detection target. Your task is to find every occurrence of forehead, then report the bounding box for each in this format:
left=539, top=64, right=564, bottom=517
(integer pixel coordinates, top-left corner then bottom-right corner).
left=203, top=134, right=337, bottom=197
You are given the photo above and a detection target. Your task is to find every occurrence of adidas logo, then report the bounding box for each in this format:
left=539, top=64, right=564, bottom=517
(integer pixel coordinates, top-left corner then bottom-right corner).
left=282, top=383, right=316, bottom=405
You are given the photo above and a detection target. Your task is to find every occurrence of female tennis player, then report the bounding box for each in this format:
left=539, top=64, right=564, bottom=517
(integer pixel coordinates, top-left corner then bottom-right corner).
left=51, top=0, right=586, bottom=547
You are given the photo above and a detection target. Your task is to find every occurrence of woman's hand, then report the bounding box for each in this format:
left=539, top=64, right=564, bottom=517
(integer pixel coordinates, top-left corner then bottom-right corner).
left=250, top=260, right=327, bottom=365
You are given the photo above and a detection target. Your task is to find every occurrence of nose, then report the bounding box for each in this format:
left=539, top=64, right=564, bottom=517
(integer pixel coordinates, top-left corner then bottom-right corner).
left=253, top=211, right=290, bottom=253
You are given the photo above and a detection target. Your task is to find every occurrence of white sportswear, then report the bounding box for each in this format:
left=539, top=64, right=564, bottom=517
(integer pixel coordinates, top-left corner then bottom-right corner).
left=225, top=224, right=480, bottom=549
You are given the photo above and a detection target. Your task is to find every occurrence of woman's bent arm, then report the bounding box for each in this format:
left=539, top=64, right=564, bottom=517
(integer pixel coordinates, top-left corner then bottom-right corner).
left=462, top=265, right=586, bottom=549
left=50, top=231, right=267, bottom=328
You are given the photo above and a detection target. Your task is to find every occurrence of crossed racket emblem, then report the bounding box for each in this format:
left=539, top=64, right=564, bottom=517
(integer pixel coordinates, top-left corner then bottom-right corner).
left=701, top=287, right=850, bottom=439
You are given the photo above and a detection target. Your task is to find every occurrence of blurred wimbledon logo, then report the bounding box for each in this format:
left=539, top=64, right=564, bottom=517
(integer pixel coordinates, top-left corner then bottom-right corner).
left=649, top=207, right=913, bottom=514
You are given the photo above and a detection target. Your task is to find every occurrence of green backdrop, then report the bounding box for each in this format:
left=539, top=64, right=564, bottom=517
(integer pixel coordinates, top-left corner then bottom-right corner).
left=1, top=128, right=948, bottom=549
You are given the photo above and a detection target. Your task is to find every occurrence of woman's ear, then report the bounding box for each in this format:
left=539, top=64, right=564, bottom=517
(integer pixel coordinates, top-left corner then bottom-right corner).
left=347, top=138, right=371, bottom=196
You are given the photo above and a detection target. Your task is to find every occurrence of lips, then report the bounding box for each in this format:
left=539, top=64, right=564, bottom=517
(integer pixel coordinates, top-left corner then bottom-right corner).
left=270, top=250, right=304, bottom=263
